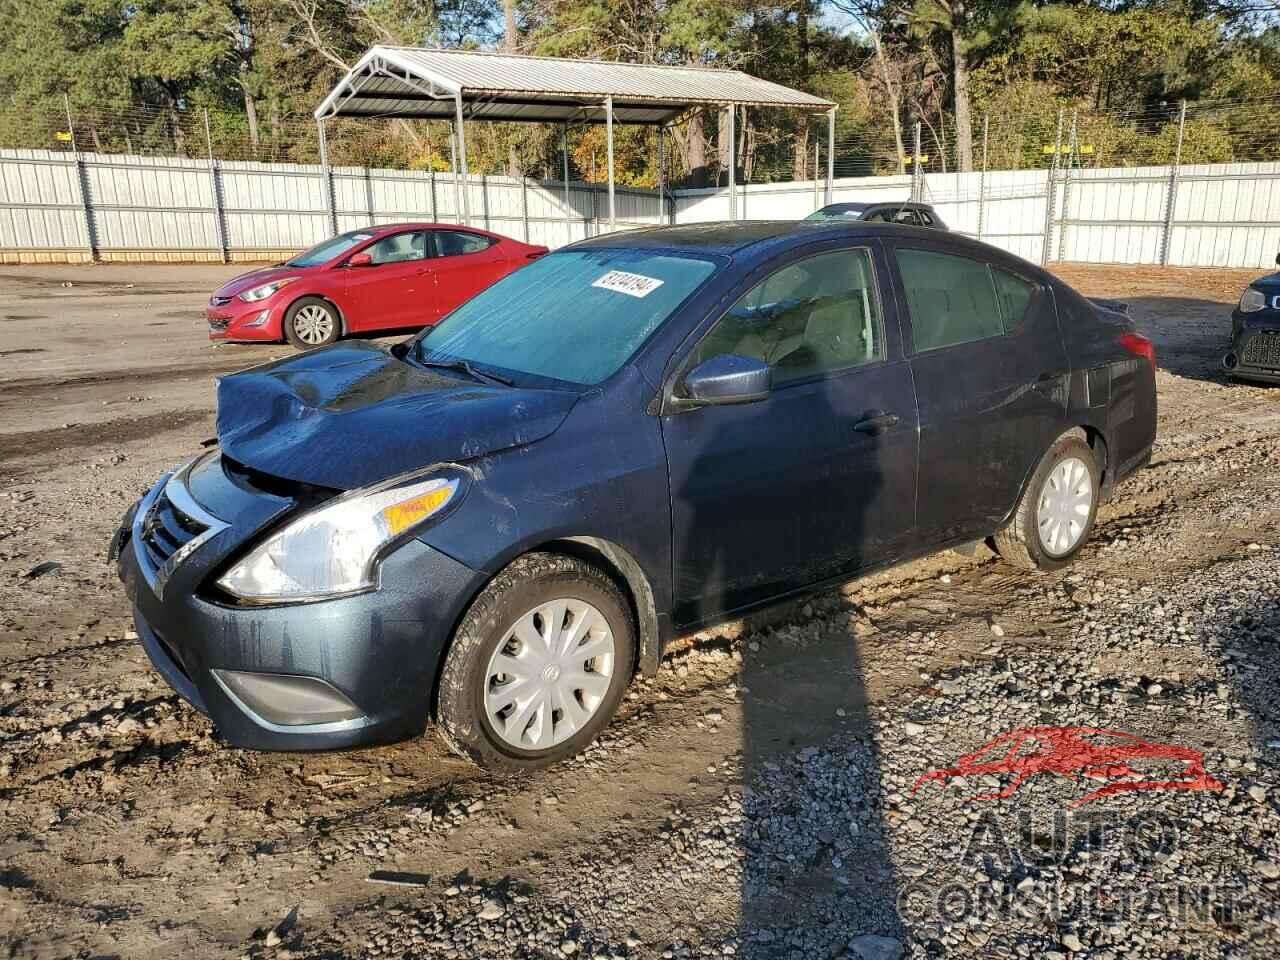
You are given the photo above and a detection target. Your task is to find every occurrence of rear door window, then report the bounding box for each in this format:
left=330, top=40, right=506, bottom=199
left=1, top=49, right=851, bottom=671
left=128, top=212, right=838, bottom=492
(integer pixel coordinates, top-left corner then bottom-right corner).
left=895, top=248, right=1004, bottom=353
left=433, top=230, right=495, bottom=257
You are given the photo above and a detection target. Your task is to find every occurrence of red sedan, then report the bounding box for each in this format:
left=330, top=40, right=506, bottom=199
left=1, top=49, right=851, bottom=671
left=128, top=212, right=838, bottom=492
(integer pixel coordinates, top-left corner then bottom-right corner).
left=206, top=223, right=547, bottom=349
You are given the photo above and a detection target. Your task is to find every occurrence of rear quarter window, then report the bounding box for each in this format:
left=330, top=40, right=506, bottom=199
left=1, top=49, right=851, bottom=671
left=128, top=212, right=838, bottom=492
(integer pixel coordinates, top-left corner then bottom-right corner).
left=992, top=267, right=1037, bottom=332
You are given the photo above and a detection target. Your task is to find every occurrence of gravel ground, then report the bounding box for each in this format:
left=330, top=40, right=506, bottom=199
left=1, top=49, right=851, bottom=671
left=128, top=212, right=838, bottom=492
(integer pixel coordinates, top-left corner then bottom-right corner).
left=0, top=262, right=1278, bottom=959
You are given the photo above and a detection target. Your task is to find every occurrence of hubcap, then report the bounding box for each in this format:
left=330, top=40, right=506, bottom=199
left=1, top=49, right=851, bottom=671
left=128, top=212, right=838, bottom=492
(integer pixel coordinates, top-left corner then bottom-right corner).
left=1036, top=456, right=1093, bottom=556
left=293, top=304, right=334, bottom=345
left=484, top=599, right=616, bottom=751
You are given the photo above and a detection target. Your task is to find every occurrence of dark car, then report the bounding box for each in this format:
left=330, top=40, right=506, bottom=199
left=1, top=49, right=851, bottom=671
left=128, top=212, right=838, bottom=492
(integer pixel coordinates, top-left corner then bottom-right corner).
left=805, top=201, right=947, bottom=230
left=114, top=222, right=1156, bottom=769
left=206, top=223, right=546, bottom=349
left=1226, top=259, right=1280, bottom=384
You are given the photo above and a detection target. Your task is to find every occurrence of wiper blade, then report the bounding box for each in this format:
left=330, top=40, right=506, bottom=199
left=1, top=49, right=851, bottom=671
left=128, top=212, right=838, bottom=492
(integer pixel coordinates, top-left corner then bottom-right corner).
left=417, top=357, right=513, bottom=386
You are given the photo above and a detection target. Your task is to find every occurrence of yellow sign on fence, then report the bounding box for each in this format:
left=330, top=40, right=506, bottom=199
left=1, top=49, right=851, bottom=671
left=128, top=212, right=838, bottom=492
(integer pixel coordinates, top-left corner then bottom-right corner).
left=54, top=131, right=73, bottom=142
left=901, top=154, right=930, bottom=164
left=1042, top=143, right=1095, bottom=155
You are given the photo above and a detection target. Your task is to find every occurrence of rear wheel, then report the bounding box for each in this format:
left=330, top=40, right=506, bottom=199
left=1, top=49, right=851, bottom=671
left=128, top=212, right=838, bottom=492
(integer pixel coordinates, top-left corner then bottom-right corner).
left=436, top=553, right=635, bottom=770
left=993, top=433, right=1100, bottom=572
left=283, top=297, right=340, bottom=349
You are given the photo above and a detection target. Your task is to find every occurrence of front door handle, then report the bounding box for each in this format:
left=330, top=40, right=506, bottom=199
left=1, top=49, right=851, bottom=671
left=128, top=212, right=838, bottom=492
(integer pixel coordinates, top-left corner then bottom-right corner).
left=853, top=411, right=900, bottom=435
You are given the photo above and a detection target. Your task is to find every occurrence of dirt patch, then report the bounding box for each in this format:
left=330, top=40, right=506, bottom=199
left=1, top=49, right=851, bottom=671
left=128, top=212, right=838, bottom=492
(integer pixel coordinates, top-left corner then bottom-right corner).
left=0, top=261, right=1277, bottom=960
left=0, top=409, right=211, bottom=466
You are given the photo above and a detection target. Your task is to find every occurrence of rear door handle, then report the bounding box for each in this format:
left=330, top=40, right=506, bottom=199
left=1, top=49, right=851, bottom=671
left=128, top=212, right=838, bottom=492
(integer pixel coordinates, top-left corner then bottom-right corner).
left=853, top=412, right=900, bottom=434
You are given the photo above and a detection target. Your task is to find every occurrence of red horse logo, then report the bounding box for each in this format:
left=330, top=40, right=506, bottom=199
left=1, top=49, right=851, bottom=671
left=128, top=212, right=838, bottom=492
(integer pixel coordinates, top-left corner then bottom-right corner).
left=913, top=726, right=1223, bottom=807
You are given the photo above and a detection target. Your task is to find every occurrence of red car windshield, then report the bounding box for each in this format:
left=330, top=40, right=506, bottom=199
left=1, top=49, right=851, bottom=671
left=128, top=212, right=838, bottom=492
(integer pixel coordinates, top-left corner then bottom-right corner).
left=287, top=231, right=375, bottom=267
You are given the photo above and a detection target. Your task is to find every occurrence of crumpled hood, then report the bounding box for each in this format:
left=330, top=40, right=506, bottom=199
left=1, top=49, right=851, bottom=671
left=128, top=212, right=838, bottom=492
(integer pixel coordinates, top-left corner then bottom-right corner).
left=213, top=265, right=310, bottom=299
left=216, top=341, right=579, bottom=489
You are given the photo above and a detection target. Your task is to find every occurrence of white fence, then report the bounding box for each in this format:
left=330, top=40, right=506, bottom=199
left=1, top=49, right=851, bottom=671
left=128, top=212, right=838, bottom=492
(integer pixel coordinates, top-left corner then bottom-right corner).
left=0, top=149, right=664, bottom=263
left=674, top=162, right=1280, bottom=269
left=3, top=147, right=1279, bottom=269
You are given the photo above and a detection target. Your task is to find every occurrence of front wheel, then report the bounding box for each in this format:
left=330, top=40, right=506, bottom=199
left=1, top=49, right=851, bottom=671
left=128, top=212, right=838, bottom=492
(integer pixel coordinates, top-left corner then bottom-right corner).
left=993, top=433, right=1100, bottom=572
left=283, top=297, right=340, bottom=349
left=436, top=553, right=635, bottom=770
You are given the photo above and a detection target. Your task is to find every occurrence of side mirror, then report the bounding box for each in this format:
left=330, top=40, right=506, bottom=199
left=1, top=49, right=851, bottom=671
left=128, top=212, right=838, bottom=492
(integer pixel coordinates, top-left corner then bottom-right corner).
left=390, top=342, right=411, bottom=359
left=347, top=252, right=374, bottom=268
left=681, top=354, right=771, bottom=406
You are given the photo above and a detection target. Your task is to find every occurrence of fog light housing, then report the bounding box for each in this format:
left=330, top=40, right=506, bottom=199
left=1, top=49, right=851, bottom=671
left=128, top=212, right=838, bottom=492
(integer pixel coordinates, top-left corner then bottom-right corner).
left=243, top=309, right=271, bottom=328
left=213, top=669, right=364, bottom=727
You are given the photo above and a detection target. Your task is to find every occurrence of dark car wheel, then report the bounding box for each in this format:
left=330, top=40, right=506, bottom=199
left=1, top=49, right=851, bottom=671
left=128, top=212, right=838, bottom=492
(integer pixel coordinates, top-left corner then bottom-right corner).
left=993, top=432, right=1100, bottom=572
left=436, top=553, right=635, bottom=770
left=283, top=296, right=340, bottom=349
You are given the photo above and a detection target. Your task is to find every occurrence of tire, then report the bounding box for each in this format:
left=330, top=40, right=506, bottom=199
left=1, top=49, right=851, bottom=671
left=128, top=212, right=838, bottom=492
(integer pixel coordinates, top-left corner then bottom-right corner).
left=993, top=433, right=1100, bottom=572
left=283, top=296, right=340, bottom=349
left=436, top=553, right=636, bottom=770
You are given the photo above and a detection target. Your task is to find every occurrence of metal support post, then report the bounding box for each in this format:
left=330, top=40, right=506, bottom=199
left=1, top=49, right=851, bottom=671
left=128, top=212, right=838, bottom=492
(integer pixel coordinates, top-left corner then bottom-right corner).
left=1160, top=100, right=1187, bottom=266
left=977, top=115, right=988, bottom=241
left=912, top=122, right=922, bottom=202
left=562, top=124, right=572, bottom=238
left=316, top=118, right=337, bottom=235
left=520, top=175, right=529, bottom=242
left=449, top=121, right=461, bottom=224
left=605, top=96, right=616, bottom=231
left=826, top=107, right=836, bottom=205
left=727, top=105, right=737, bottom=221
left=1041, top=108, right=1064, bottom=265
left=657, top=125, right=668, bottom=225
left=65, top=93, right=97, bottom=261
left=203, top=108, right=228, bottom=262
left=453, top=93, right=471, bottom=226
left=813, top=136, right=820, bottom=209
left=1059, top=109, right=1079, bottom=261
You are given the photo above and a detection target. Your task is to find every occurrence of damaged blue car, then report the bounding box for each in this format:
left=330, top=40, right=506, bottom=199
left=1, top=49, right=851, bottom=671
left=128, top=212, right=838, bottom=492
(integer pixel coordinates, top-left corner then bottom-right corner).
left=1226, top=256, right=1280, bottom=385
left=115, top=222, right=1157, bottom=769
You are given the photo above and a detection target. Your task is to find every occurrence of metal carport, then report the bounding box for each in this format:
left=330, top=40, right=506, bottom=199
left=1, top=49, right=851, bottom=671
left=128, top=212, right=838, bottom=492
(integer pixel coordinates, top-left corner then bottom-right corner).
left=314, top=47, right=836, bottom=231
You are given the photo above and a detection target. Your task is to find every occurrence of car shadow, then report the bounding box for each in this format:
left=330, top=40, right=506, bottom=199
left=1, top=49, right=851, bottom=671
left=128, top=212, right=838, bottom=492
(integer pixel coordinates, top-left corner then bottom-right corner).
left=673, top=373, right=905, bottom=958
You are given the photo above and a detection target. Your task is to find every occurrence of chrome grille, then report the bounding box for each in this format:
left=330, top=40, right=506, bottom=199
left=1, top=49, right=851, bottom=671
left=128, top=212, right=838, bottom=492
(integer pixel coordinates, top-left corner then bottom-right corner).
left=139, top=488, right=207, bottom=570
left=207, top=317, right=229, bottom=331
left=210, top=295, right=233, bottom=307
left=132, top=460, right=229, bottom=598
left=1241, top=332, right=1280, bottom=369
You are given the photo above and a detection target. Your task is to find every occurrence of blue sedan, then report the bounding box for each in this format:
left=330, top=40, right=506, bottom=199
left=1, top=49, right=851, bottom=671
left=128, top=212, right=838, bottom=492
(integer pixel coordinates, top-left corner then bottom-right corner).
left=114, top=221, right=1157, bottom=769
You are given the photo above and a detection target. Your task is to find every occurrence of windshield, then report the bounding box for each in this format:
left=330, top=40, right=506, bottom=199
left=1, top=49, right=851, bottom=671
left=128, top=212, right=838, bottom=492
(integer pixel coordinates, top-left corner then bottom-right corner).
left=287, top=231, right=375, bottom=267
left=413, top=248, right=719, bottom=386
left=804, top=205, right=869, bottom=222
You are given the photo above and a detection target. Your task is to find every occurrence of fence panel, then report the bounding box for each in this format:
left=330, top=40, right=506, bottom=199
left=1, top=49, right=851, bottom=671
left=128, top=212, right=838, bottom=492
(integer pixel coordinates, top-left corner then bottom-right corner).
left=0, top=151, right=87, bottom=258
left=4, top=147, right=1280, bottom=269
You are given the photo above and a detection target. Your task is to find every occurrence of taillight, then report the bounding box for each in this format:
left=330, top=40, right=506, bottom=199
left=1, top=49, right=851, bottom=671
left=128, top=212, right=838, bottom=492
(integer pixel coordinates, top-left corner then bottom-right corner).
left=1119, top=332, right=1155, bottom=368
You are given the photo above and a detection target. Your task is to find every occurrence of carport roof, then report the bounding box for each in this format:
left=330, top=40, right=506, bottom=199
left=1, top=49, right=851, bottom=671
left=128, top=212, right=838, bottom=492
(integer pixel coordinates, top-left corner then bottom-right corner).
left=314, top=46, right=835, bottom=125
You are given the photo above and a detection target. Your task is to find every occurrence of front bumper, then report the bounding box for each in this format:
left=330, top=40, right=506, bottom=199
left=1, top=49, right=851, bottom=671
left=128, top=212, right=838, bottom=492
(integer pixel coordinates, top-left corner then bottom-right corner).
left=207, top=298, right=284, bottom=342
left=117, top=457, right=486, bottom=751
left=1227, top=312, right=1280, bottom=385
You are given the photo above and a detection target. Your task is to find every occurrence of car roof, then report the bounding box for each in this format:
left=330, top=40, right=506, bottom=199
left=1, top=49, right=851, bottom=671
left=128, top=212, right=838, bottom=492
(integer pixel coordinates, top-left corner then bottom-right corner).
left=353, top=222, right=496, bottom=236
left=572, top=219, right=972, bottom=258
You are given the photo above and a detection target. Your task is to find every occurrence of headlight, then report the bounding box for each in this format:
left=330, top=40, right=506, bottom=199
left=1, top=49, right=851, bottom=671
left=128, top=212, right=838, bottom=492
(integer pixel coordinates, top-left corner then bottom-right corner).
left=218, top=473, right=462, bottom=601
left=239, top=277, right=299, bottom=302
left=1239, top=288, right=1267, bottom=313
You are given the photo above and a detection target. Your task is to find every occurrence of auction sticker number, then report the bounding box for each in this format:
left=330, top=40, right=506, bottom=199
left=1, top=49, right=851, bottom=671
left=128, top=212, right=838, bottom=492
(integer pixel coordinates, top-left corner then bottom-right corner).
left=592, top=270, right=665, bottom=298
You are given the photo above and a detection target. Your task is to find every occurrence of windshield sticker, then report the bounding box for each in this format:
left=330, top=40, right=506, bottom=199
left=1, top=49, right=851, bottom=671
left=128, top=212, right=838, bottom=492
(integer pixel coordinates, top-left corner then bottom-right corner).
left=592, top=270, right=665, bottom=298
